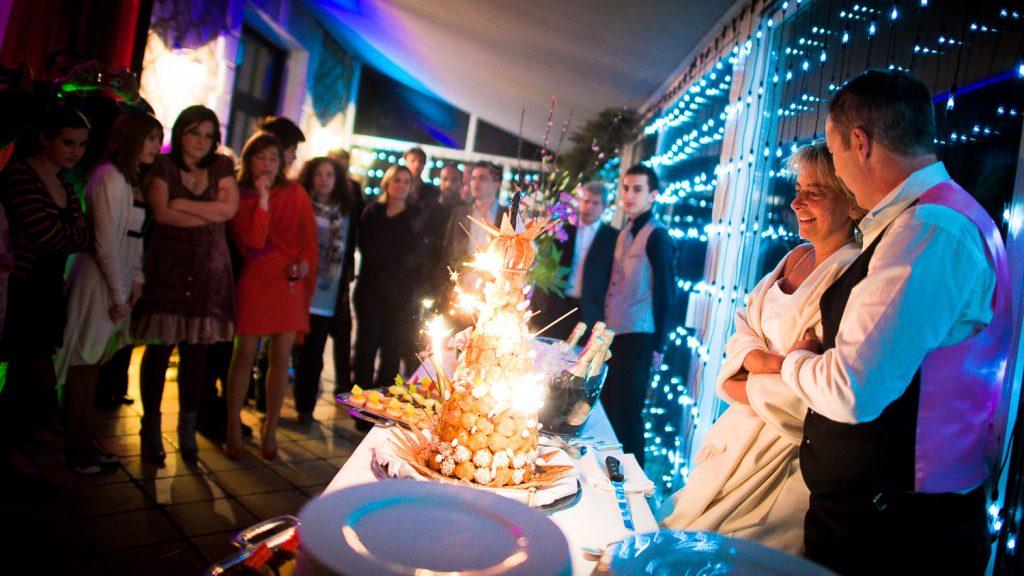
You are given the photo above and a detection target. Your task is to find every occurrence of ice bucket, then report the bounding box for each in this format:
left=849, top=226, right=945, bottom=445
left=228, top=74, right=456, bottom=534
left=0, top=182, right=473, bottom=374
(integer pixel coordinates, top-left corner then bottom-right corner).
left=534, top=337, right=609, bottom=437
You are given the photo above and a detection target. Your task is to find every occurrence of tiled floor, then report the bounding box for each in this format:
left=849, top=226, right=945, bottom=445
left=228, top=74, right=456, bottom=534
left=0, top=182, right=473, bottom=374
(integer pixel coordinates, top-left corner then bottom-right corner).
left=4, top=346, right=367, bottom=575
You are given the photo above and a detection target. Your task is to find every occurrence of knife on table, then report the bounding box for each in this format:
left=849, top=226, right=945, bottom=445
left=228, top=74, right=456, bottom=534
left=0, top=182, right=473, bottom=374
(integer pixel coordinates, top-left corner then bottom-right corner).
left=605, top=456, right=635, bottom=531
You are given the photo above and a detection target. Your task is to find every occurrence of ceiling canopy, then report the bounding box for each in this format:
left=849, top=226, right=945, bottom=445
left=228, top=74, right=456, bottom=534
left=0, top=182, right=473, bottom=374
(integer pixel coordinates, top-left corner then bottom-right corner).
left=307, top=0, right=737, bottom=145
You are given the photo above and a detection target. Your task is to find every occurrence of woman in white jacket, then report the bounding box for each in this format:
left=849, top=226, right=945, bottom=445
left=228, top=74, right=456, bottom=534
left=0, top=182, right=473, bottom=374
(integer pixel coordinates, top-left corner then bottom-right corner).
left=57, top=110, right=162, bottom=473
left=659, top=141, right=863, bottom=554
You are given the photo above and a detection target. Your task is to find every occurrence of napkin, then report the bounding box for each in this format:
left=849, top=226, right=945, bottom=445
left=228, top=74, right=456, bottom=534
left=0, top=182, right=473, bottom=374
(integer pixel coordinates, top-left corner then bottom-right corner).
left=372, top=429, right=581, bottom=507
left=578, top=449, right=655, bottom=496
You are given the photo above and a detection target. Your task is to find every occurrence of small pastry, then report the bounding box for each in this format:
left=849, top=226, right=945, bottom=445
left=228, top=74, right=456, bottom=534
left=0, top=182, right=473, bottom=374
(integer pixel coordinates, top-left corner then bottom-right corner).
left=388, top=384, right=410, bottom=399
left=349, top=385, right=366, bottom=406
left=386, top=397, right=403, bottom=418
left=403, top=403, right=418, bottom=422
left=366, top=390, right=384, bottom=411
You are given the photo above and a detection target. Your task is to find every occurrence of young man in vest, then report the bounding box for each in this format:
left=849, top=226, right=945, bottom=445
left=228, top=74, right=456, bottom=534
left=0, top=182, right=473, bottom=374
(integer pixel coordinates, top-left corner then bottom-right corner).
left=602, top=164, right=674, bottom=468
left=781, top=69, right=1010, bottom=574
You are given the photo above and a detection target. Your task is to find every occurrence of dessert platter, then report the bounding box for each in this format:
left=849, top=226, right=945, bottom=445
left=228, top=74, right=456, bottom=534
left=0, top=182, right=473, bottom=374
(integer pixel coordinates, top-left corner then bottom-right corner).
left=337, top=379, right=441, bottom=430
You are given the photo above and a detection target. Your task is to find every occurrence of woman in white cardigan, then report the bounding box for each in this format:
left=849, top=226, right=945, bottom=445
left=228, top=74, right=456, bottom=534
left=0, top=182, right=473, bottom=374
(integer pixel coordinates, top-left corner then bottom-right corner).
left=56, top=111, right=162, bottom=473
left=659, top=141, right=863, bottom=554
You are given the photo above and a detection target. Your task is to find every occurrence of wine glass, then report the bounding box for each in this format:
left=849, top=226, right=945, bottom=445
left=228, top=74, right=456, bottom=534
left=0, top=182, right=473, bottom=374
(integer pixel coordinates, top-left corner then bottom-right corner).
left=286, top=261, right=302, bottom=294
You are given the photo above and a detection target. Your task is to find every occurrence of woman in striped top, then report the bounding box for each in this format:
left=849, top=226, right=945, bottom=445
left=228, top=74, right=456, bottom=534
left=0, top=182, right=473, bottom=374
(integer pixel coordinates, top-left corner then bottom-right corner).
left=0, top=105, right=93, bottom=474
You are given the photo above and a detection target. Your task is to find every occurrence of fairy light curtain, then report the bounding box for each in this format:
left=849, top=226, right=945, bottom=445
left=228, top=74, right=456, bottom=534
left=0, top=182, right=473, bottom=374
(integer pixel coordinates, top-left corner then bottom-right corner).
left=635, top=0, right=1023, bottom=525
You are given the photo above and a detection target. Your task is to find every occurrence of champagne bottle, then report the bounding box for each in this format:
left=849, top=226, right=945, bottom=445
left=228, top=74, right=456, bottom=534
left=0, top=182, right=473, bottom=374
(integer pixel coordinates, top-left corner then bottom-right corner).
left=556, top=331, right=605, bottom=386
left=576, top=321, right=606, bottom=354
left=587, top=328, right=615, bottom=378
left=566, top=322, right=587, bottom=349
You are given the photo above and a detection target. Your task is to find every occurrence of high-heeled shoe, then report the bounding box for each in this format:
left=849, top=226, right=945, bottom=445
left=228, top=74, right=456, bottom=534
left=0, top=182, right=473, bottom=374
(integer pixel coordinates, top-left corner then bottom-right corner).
left=140, top=414, right=166, bottom=464
left=260, top=420, right=277, bottom=460
left=223, top=443, right=246, bottom=460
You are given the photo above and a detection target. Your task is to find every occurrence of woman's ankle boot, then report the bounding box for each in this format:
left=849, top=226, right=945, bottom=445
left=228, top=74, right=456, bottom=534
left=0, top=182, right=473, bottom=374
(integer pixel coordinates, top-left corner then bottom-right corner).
left=140, top=414, right=166, bottom=464
left=178, top=411, right=199, bottom=463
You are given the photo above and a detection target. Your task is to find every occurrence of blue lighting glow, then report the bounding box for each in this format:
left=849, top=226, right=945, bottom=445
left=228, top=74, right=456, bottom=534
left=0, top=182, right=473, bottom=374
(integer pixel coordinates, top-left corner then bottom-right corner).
left=635, top=0, right=1024, bottom=531
left=327, top=0, right=361, bottom=12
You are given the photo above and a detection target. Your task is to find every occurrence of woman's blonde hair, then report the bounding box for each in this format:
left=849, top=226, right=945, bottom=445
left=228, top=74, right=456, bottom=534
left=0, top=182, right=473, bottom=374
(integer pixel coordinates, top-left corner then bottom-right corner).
left=785, top=140, right=856, bottom=209
left=378, top=164, right=413, bottom=204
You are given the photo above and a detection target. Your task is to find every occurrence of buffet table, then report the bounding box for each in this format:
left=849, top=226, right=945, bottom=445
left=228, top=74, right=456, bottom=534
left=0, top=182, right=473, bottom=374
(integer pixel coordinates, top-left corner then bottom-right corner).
left=323, top=402, right=659, bottom=575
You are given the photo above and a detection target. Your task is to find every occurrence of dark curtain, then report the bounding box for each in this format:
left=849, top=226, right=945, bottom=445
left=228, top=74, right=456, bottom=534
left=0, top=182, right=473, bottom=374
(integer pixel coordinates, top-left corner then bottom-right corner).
left=2, top=0, right=145, bottom=72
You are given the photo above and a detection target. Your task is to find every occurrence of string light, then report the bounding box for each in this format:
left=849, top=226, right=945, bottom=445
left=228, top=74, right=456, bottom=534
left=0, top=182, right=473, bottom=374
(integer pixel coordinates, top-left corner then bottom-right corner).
left=636, top=2, right=1024, bottom=551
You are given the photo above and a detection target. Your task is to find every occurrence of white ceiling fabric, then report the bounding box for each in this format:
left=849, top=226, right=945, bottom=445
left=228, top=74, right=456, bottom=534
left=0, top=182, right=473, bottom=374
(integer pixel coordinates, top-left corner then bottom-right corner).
left=307, top=0, right=736, bottom=144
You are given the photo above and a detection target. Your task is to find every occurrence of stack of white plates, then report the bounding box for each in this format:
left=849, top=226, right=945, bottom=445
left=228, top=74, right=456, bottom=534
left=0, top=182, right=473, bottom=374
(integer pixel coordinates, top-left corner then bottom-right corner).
left=297, top=480, right=571, bottom=575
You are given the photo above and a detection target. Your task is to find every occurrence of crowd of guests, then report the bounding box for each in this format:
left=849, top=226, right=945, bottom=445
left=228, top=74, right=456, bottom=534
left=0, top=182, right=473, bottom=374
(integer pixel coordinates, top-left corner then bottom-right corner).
left=0, top=76, right=558, bottom=475
left=0, top=54, right=1012, bottom=575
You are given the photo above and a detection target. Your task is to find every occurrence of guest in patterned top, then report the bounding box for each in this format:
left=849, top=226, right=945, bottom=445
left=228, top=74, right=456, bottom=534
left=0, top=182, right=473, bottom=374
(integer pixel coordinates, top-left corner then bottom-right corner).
left=131, top=105, right=239, bottom=464
left=0, top=105, right=93, bottom=475
left=56, top=110, right=163, bottom=474
left=291, top=157, right=356, bottom=425
left=326, top=148, right=365, bottom=396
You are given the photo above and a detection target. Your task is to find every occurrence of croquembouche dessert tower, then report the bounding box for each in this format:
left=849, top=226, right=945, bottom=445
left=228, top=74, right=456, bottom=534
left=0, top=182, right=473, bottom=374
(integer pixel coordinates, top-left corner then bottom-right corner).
left=419, top=214, right=554, bottom=488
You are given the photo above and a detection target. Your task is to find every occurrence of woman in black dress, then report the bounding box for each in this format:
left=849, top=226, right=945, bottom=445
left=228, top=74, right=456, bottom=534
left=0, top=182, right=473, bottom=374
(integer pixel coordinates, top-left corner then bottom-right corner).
left=352, top=164, right=420, bottom=389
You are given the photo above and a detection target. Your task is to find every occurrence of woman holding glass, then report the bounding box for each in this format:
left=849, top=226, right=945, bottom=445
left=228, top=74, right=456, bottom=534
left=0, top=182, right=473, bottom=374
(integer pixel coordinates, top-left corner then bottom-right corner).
left=224, top=132, right=317, bottom=459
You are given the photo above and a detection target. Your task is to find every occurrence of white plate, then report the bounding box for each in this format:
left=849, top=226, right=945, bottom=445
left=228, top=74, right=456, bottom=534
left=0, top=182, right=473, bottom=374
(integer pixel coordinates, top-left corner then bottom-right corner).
left=596, top=530, right=836, bottom=576
left=298, top=480, right=571, bottom=575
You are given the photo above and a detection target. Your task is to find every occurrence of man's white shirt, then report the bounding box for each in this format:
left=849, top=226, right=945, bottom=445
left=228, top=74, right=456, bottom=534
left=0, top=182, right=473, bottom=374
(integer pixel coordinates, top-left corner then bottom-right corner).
left=781, top=162, right=996, bottom=424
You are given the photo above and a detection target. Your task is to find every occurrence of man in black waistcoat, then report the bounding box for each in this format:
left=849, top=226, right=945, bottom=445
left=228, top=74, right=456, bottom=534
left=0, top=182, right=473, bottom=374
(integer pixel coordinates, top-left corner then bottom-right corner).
left=778, top=70, right=1010, bottom=575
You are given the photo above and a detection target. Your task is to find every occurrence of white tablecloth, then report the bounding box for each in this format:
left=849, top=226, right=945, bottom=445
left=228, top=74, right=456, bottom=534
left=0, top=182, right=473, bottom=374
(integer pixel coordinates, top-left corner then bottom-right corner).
left=323, top=402, right=658, bottom=575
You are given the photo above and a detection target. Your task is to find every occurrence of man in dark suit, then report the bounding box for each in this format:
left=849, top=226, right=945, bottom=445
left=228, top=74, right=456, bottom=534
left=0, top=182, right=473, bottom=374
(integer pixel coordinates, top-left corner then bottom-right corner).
left=404, top=147, right=441, bottom=206
left=440, top=161, right=507, bottom=316
left=532, top=182, right=617, bottom=340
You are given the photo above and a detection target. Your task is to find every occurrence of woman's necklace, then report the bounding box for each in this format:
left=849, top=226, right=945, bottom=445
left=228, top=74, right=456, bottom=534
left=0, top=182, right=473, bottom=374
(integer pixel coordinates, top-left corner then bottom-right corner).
left=181, top=168, right=208, bottom=195
left=779, top=247, right=816, bottom=294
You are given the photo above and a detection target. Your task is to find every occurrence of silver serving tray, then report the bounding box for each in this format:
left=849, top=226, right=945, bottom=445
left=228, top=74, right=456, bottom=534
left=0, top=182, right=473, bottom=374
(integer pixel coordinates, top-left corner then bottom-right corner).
left=369, top=453, right=583, bottom=514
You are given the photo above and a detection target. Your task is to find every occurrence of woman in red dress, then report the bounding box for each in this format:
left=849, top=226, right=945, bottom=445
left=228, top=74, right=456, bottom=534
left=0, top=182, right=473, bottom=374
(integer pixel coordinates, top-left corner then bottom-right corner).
left=225, top=132, right=317, bottom=459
